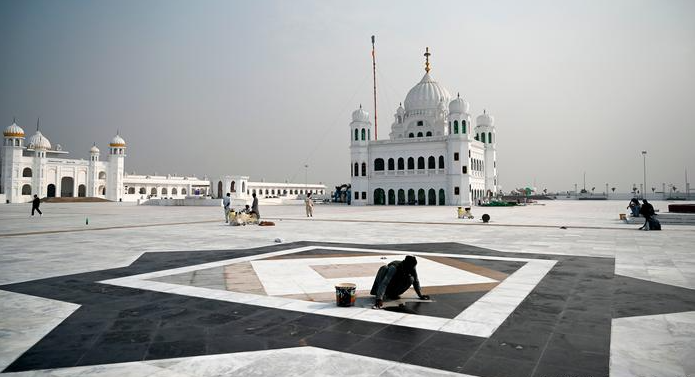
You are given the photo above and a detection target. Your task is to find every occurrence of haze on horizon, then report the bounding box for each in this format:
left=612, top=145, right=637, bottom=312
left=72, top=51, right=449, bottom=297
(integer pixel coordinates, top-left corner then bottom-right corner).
left=1, top=0, right=694, bottom=193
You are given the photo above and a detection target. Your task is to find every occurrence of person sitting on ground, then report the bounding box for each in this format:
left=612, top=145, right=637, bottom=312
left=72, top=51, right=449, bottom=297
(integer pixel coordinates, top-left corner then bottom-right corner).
left=243, top=204, right=251, bottom=214
left=638, top=199, right=655, bottom=230
left=627, top=198, right=641, bottom=217
left=370, top=256, right=430, bottom=309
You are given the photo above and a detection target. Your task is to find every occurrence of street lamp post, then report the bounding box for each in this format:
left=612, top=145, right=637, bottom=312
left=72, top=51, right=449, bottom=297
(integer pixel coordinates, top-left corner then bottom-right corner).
left=641, top=151, right=647, bottom=199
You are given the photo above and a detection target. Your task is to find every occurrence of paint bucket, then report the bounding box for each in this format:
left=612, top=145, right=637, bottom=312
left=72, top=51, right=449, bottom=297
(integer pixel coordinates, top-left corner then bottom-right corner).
left=335, top=283, right=356, bottom=307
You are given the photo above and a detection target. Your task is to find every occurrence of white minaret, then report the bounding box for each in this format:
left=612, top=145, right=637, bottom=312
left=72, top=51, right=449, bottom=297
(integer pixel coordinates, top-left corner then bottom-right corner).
left=476, top=110, right=498, bottom=197
left=2, top=119, right=26, bottom=203
left=88, top=143, right=100, bottom=197
left=349, top=105, right=371, bottom=205
left=446, top=95, right=473, bottom=205
left=107, top=133, right=126, bottom=201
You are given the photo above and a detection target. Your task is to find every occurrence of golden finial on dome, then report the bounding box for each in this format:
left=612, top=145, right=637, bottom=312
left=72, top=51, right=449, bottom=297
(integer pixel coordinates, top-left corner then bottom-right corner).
left=424, top=47, right=431, bottom=73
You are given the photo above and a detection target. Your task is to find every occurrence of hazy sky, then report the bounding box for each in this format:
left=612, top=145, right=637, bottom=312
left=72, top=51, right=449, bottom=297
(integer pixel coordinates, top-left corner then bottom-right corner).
left=1, top=0, right=694, bottom=192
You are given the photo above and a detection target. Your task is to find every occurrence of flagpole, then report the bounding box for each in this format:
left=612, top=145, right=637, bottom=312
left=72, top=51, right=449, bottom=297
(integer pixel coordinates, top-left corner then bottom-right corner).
left=371, top=35, right=378, bottom=141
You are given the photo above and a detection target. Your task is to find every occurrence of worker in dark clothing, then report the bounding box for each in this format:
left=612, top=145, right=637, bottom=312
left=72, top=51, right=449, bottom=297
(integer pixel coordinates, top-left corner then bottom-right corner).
left=638, top=199, right=655, bottom=230
left=370, top=255, right=430, bottom=309
left=31, top=194, right=42, bottom=216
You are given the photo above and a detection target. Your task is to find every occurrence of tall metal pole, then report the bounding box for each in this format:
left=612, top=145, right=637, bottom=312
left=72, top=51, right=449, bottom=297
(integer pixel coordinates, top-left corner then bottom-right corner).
left=642, top=151, right=647, bottom=199
left=371, top=35, right=378, bottom=141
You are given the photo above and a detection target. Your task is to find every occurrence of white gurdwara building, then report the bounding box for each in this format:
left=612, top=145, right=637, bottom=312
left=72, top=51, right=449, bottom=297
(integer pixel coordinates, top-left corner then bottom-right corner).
left=1, top=120, right=209, bottom=203
left=350, top=49, right=497, bottom=206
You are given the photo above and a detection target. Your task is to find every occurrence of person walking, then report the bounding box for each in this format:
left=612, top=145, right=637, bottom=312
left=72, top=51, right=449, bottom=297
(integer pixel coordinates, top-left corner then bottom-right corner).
left=31, top=194, right=42, bottom=216
left=222, top=193, right=231, bottom=223
left=305, top=192, right=314, bottom=217
left=251, top=193, right=260, bottom=219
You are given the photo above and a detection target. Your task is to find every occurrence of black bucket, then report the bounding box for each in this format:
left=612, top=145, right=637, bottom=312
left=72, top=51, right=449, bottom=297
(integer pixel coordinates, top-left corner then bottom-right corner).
left=335, top=283, right=356, bottom=307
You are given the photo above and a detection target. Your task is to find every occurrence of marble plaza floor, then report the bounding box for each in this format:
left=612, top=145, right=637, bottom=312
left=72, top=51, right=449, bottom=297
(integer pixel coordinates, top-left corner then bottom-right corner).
left=0, top=200, right=694, bottom=377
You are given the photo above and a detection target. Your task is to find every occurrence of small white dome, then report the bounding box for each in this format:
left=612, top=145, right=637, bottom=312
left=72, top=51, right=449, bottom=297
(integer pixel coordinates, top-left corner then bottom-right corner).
left=3, top=121, right=25, bottom=137
left=27, top=131, right=52, bottom=150
left=90, top=143, right=100, bottom=154
left=109, top=134, right=126, bottom=147
left=449, top=95, right=470, bottom=114
left=396, top=103, right=405, bottom=115
left=476, top=111, right=494, bottom=127
left=351, top=106, right=369, bottom=123
left=403, top=73, right=452, bottom=112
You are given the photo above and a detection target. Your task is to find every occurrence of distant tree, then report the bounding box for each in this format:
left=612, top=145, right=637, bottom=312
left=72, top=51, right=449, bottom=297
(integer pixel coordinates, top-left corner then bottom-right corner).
left=591, top=187, right=595, bottom=194
left=652, top=187, right=656, bottom=193
left=611, top=187, right=616, bottom=193
left=543, top=188, right=548, bottom=195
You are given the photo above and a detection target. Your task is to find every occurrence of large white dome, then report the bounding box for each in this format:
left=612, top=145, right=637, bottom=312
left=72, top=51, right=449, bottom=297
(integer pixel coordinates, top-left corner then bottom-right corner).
left=27, top=131, right=51, bottom=150
left=403, top=73, right=452, bottom=112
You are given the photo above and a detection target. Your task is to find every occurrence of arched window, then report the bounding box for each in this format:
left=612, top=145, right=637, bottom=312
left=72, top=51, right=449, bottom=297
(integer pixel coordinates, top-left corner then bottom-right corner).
left=453, top=120, right=458, bottom=134
left=361, top=128, right=366, bottom=141
left=98, top=171, right=106, bottom=179
left=427, top=156, right=435, bottom=169
left=21, top=184, right=31, bottom=195
left=217, top=181, right=223, bottom=198
left=139, top=187, right=146, bottom=194
left=374, top=188, right=385, bottom=205
left=462, top=120, right=466, bottom=134
left=162, top=188, right=168, bottom=195
left=172, top=188, right=177, bottom=195
left=231, top=181, right=236, bottom=192
left=417, top=132, right=423, bottom=137
left=387, top=158, right=395, bottom=171
left=374, top=158, right=384, bottom=171
left=417, top=189, right=426, bottom=205
left=368, top=129, right=370, bottom=140
left=22, top=168, right=32, bottom=177
left=397, top=189, right=405, bottom=205
left=428, top=189, right=436, bottom=205
left=398, top=116, right=402, bottom=124
left=361, top=162, right=367, bottom=176
left=488, top=132, right=492, bottom=143
left=388, top=189, right=395, bottom=205
left=408, top=189, right=415, bottom=204
left=354, top=162, right=359, bottom=177
left=151, top=187, right=157, bottom=195
left=425, top=131, right=432, bottom=137
left=438, top=155, right=445, bottom=169
left=354, top=128, right=359, bottom=141
left=481, top=133, right=486, bottom=143
left=475, top=134, right=479, bottom=141
left=408, top=133, right=414, bottom=138
left=47, top=184, right=56, bottom=197
left=128, top=187, right=135, bottom=194
left=78, top=184, right=86, bottom=197
left=407, top=157, right=415, bottom=170
left=397, top=158, right=404, bottom=170
left=182, top=188, right=187, bottom=195
left=242, top=182, right=246, bottom=193
left=439, top=188, right=445, bottom=205
left=417, top=157, right=425, bottom=170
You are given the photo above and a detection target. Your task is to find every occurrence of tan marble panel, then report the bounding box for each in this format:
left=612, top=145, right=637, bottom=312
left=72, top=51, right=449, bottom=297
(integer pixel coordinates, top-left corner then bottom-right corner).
left=223, top=262, right=266, bottom=295
left=423, top=256, right=509, bottom=281
left=310, top=263, right=385, bottom=279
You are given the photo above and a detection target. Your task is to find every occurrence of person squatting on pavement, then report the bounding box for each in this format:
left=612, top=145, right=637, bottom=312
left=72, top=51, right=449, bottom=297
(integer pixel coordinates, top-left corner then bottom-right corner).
left=370, top=255, right=430, bottom=309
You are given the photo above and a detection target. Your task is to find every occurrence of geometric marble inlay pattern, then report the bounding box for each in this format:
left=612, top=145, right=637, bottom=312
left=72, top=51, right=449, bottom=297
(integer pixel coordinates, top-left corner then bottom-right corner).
left=2, top=241, right=695, bottom=377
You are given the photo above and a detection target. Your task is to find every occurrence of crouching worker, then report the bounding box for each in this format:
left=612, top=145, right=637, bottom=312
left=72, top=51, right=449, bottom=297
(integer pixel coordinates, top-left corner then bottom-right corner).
left=370, top=255, right=430, bottom=309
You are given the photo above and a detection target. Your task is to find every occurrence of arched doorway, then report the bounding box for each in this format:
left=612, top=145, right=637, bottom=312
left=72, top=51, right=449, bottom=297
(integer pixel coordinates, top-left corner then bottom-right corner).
left=98, top=185, right=105, bottom=195
left=387, top=189, right=395, bottom=205
left=428, top=189, right=436, bottom=205
left=60, top=177, right=74, bottom=197
left=439, top=189, right=445, bottom=205
left=407, top=189, right=415, bottom=205
left=47, top=184, right=56, bottom=197
left=217, top=181, right=222, bottom=198
left=78, top=184, right=86, bottom=197
left=373, top=188, right=385, bottom=205
left=231, top=181, right=236, bottom=192
left=397, top=189, right=405, bottom=205
left=417, top=189, right=425, bottom=205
